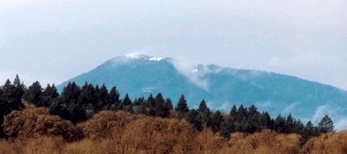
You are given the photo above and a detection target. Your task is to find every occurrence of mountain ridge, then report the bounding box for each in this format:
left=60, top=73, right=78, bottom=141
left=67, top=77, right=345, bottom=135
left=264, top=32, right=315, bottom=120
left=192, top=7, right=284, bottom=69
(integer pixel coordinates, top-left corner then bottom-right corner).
left=57, top=55, right=347, bottom=130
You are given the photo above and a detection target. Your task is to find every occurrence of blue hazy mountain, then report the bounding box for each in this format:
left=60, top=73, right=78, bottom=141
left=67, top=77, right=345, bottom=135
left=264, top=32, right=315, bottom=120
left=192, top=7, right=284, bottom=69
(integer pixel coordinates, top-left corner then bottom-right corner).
left=57, top=55, right=347, bottom=127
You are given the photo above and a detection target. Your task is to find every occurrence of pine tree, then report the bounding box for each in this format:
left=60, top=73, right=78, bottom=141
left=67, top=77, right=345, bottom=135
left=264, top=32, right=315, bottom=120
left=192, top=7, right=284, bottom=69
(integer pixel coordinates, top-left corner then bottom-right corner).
left=210, top=110, right=223, bottom=132
left=165, top=98, right=173, bottom=110
left=219, top=118, right=234, bottom=138
left=61, top=82, right=81, bottom=104
left=154, top=93, right=170, bottom=118
left=69, top=103, right=88, bottom=123
left=78, top=83, right=95, bottom=107
left=108, top=86, right=120, bottom=110
left=23, top=81, right=42, bottom=106
left=198, top=99, right=208, bottom=113
left=95, top=84, right=109, bottom=111
left=300, top=121, right=320, bottom=145
left=148, top=107, right=156, bottom=116
left=13, top=75, right=26, bottom=104
left=258, top=111, right=272, bottom=129
left=0, top=88, right=8, bottom=138
left=284, top=114, right=294, bottom=133
left=175, top=95, right=189, bottom=119
left=120, top=93, right=132, bottom=112
left=122, top=93, right=132, bottom=106
left=40, top=84, right=59, bottom=107
left=229, top=105, right=237, bottom=119
left=1, top=78, right=24, bottom=111
left=49, top=99, right=62, bottom=115
left=273, top=114, right=285, bottom=133
left=318, top=115, right=334, bottom=133
left=236, top=105, right=247, bottom=122
left=186, top=109, right=203, bottom=132
left=147, top=94, right=155, bottom=108
left=136, top=103, right=147, bottom=115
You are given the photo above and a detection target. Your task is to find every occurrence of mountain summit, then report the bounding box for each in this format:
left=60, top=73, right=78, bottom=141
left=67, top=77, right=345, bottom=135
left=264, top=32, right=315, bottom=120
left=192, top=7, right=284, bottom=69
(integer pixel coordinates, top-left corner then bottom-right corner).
left=57, top=55, right=347, bottom=129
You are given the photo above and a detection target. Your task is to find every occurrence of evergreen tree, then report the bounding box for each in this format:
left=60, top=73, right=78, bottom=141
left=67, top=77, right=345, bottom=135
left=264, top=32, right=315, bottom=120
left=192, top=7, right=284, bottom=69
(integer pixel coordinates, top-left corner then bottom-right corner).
left=147, top=94, right=155, bottom=108
left=292, top=119, right=304, bottom=134
left=1, top=78, right=24, bottom=111
left=148, top=107, right=156, bottom=116
left=248, top=105, right=258, bottom=115
left=300, top=121, right=320, bottom=145
left=60, top=82, right=81, bottom=104
left=40, top=84, right=59, bottom=107
left=134, top=96, right=146, bottom=106
left=155, top=93, right=165, bottom=106
left=154, top=93, right=170, bottom=118
left=219, top=118, right=234, bottom=138
left=196, top=100, right=210, bottom=127
left=236, top=105, right=247, bottom=122
left=136, top=103, right=147, bottom=115
left=78, top=83, right=96, bottom=107
left=273, top=114, right=286, bottom=133
left=186, top=109, right=203, bottom=132
left=49, top=99, right=62, bottom=115
left=23, top=81, right=42, bottom=106
left=229, top=105, right=237, bottom=119
left=69, top=103, right=88, bottom=123
left=318, top=115, right=334, bottom=133
left=165, top=98, right=173, bottom=110
left=122, top=93, right=132, bottom=106
left=96, top=84, right=109, bottom=110
left=120, top=93, right=132, bottom=111
left=0, top=88, right=8, bottom=138
left=210, top=110, right=223, bottom=132
left=175, top=95, right=189, bottom=112
left=175, top=95, right=189, bottom=119
left=13, top=75, right=26, bottom=104
left=284, top=114, right=294, bottom=133
left=258, top=111, right=272, bottom=129
left=198, top=99, right=208, bottom=113
left=108, top=86, right=121, bottom=110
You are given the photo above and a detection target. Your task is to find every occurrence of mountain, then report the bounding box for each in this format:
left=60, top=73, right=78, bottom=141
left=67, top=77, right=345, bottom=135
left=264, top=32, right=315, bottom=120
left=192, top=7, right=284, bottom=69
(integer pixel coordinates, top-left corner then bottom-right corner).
left=57, top=55, right=347, bottom=129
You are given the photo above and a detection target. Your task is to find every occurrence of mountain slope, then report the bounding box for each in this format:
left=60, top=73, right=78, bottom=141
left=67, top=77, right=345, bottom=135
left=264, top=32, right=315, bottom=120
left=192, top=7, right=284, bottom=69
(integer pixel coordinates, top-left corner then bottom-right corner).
left=57, top=55, right=347, bottom=129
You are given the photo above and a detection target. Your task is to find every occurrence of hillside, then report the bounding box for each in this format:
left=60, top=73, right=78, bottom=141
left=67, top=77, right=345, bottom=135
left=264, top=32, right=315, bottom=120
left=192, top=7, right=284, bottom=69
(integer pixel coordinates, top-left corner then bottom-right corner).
left=1, top=107, right=347, bottom=154
left=57, top=55, right=347, bottom=128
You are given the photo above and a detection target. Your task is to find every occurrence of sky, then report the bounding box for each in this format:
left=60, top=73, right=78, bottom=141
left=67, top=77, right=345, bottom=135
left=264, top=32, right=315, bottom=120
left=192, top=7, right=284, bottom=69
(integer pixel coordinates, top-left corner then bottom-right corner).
left=0, top=0, right=347, bottom=91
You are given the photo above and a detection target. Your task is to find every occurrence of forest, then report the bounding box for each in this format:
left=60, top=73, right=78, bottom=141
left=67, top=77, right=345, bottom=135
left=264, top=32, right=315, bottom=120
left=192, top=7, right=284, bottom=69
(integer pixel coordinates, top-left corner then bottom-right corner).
left=0, top=75, right=346, bottom=154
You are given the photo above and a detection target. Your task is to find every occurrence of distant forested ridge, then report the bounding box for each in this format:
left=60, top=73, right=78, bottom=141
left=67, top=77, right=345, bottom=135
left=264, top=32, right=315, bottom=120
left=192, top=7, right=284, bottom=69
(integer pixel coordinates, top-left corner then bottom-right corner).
left=0, top=75, right=345, bottom=153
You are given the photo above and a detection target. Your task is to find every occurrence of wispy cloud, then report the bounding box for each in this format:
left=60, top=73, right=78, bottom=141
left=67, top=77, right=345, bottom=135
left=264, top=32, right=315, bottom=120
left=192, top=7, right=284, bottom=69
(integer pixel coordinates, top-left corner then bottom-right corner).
left=169, top=58, right=209, bottom=91
left=284, top=102, right=300, bottom=114
left=311, top=105, right=333, bottom=124
left=335, top=117, right=347, bottom=132
left=311, top=104, right=347, bottom=131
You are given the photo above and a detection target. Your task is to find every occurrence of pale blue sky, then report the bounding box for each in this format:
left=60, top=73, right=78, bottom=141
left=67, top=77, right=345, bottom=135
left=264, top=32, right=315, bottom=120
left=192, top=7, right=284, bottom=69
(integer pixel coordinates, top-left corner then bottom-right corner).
left=0, top=0, right=346, bottom=90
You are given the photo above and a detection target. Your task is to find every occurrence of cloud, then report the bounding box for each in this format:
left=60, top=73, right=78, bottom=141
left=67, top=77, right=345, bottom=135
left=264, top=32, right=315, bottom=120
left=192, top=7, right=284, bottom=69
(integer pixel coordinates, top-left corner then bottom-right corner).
left=255, top=101, right=272, bottom=108
left=335, top=117, right=347, bottom=131
left=169, top=58, right=209, bottom=91
left=207, top=101, right=233, bottom=113
left=311, top=105, right=333, bottom=123
left=268, top=52, right=340, bottom=68
left=266, top=51, right=347, bottom=90
left=0, top=0, right=37, bottom=10
left=311, top=104, right=347, bottom=131
left=284, top=102, right=300, bottom=114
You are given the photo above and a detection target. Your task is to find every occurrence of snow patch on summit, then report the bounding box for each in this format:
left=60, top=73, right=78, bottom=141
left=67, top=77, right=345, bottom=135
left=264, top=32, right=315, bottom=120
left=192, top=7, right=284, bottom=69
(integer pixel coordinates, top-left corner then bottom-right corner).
left=149, top=57, right=164, bottom=61
left=125, top=52, right=142, bottom=59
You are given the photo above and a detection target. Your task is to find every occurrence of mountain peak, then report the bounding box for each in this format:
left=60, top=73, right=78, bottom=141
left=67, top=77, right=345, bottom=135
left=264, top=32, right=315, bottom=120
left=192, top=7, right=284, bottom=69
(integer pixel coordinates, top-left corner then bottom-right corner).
left=58, top=56, right=347, bottom=130
left=124, top=53, right=166, bottom=61
left=107, top=55, right=169, bottom=66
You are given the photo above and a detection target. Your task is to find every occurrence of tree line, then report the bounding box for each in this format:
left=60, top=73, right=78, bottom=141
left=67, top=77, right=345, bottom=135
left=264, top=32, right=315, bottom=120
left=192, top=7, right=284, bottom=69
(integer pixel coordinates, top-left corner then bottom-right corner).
left=0, top=75, right=335, bottom=144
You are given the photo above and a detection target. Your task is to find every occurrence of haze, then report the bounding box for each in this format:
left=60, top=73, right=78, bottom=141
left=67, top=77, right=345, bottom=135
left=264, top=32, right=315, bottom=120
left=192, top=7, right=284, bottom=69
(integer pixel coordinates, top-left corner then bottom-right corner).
left=0, top=0, right=346, bottom=90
